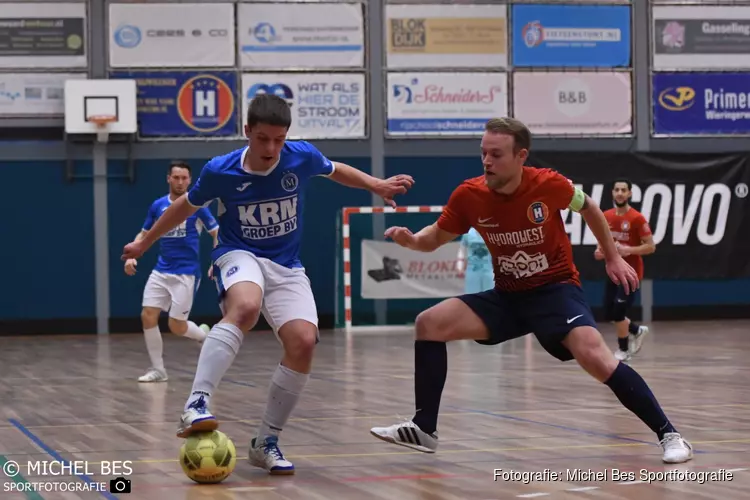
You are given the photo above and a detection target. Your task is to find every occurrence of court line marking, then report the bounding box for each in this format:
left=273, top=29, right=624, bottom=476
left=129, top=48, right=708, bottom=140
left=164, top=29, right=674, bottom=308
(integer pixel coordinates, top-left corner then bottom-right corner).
left=0, top=454, right=45, bottom=500
left=8, top=419, right=117, bottom=500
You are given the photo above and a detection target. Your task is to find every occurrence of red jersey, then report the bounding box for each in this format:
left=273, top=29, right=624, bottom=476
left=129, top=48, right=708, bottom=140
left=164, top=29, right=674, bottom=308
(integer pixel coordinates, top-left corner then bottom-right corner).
left=603, top=207, right=651, bottom=280
left=437, top=167, right=580, bottom=292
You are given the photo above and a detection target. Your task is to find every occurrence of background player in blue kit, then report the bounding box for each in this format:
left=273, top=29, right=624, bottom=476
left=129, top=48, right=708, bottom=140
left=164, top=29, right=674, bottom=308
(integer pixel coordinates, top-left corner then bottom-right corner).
left=457, top=228, right=494, bottom=293
left=125, top=161, right=219, bottom=383
left=121, top=94, right=414, bottom=475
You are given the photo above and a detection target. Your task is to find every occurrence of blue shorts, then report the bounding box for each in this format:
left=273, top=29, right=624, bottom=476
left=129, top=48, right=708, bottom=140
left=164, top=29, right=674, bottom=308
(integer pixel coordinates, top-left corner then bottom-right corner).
left=603, top=278, right=637, bottom=322
left=457, top=283, right=598, bottom=362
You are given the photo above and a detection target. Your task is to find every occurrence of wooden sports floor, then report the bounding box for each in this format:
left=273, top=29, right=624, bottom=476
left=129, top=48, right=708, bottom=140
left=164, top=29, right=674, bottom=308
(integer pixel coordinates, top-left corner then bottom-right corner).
left=1, top=320, right=749, bottom=499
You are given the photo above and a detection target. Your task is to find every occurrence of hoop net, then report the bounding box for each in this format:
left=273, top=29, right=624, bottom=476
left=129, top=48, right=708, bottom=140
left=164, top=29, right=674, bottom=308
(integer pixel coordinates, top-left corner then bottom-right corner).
left=89, top=115, right=116, bottom=143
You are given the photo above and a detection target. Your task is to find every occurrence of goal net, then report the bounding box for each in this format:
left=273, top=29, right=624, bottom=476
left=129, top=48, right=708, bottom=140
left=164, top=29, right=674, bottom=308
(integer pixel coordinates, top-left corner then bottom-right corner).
left=335, top=206, right=466, bottom=331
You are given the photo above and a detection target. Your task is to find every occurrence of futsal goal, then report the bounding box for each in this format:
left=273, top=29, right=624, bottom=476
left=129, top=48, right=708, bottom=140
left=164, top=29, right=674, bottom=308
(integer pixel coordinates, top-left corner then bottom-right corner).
left=335, top=205, right=466, bottom=331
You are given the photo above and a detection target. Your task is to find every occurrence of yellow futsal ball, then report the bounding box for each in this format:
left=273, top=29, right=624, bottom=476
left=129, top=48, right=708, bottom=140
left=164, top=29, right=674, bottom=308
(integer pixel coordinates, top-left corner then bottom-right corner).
left=179, top=430, right=237, bottom=484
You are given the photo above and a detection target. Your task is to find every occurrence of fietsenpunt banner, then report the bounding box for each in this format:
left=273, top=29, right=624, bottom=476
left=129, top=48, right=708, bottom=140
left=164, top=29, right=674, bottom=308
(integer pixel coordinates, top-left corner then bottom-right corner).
left=386, top=72, right=507, bottom=136
left=0, top=73, right=86, bottom=116
left=237, top=3, right=364, bottom=69
left=385, top=4, right=507, bottom=69
left=0, top=3, right=86, bottom=69
left=242, top=73, right=365, bottom=139
left=511, top=4, right=631, bottom=67
left=653, top=6, right=750, bottom=70
left=652, top=72, right=750, bottom=135
left=526, top=153, right=750, bottom=280
left=512, top=72, right=632, bottom=135
left=108, top=3, right=235, bottom=68
left=361, top=240, right=464, bottom=299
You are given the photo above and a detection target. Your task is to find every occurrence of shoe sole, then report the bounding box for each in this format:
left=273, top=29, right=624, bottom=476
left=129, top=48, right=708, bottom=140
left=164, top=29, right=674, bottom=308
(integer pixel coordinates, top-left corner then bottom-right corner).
left=369, top=430, right=436, bottom=454
left=176, top=418, right=219, bottom=438
left=248, top=459, right=295, bottom=475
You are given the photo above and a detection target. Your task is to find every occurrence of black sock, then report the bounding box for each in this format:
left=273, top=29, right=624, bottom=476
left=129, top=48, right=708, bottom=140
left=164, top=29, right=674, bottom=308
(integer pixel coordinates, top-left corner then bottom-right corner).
left=412, top=340, right=447, bottom=435
left=628, top=322, right=641, bottom=335
left=604, top=362, right=676, bottom=441
left=617, top=336, right=629, bottom=351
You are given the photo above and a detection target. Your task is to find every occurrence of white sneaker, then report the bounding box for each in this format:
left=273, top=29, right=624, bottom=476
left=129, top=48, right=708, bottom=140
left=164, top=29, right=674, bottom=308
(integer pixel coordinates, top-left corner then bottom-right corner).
left=629, top=325, right=649, bottom=356
left=138, top=368, right=168, bottom=383
left=660, top=432, right=694, bottom=463
left=176, top=395, right=218, bottom=438
left=248, top=436, right=295, bottom=475
left=614, top=349, right=631, bottom=362
left=370, top=420, right=438, bottom=453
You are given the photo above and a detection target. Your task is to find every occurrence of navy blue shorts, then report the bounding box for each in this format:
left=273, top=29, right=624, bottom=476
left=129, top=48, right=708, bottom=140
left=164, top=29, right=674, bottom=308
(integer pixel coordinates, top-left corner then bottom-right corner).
left=603, top=278, right=637, bottom=322
left=457, top=283, right=597, bottom=362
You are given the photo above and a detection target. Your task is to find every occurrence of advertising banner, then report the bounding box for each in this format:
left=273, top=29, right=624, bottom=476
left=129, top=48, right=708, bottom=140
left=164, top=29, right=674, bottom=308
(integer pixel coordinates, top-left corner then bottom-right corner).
left=652, top=72, right=750, bottom=135
left=108, top=3, right=235, bottom=68
left=0, top=73, right=86, bottom=116
left=511, top=4, right=631, bottom=67
left=109, top=71, right=238, bottom=138
left=361, top=240, right=464, bottom=299
left=386, top=72, right=507, bottom=136
left=385, top=4, right=507, bottom=69
left=237, top=3, right=364, bottom=69
left=513, top=72, right=632, bottom=135
left=653, top=6, right=750, bottom=70
left=0, top=3, right=87, bottom=69
left=525, top=153, right=750, bottom=280
left=242, top=73, right=365, bottom=139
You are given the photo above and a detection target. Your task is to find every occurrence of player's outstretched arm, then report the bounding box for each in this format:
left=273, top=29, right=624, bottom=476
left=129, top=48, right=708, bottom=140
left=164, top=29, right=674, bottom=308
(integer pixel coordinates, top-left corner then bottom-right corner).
left=328, top=162, right=414, bottom=207
left=121, top=195, right=199, bottom=260
left=385, top=222, right=458, bottom=252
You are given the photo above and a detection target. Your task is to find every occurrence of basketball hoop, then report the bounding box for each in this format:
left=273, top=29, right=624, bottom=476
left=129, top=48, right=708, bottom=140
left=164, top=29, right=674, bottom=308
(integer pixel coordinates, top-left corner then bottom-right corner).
left=89, top=114, right=116, bottom=144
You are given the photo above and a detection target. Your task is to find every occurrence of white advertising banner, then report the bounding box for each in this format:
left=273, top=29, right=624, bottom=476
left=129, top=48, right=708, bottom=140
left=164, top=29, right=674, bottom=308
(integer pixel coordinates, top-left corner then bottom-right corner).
left=237, top=3, right=364, bottom=69
left=108, top=3, right=235, bottom=68
left=242, top=73, right=365, bottom=138
left=385, top=4, right=508, bottom=69
left=387, top=72, right=507, bottom=136
left=652, top=6, right=750, bottom=69
left=0, top=3, right=87, bottom=69
left=361, top=240, right=465, bottom=299
left=0, top=73, right=86, bottom=116
left=512, top=72, right=632, bottom=135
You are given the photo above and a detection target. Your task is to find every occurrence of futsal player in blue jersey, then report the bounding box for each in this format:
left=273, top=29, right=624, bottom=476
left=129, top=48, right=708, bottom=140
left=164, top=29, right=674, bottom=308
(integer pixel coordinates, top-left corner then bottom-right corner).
left=124, top=161, right=219, bottom=383
left=457, top=228, right=494, bottom=293
left=121, top=94, right=414, bottom=475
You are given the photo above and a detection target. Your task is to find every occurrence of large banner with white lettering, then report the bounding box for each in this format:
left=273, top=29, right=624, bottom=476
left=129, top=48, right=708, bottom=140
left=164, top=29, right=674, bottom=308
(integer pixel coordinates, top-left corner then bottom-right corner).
left=513, top=72, right=632, bottom=135
left=361, top=240, right=464, bottom=299
left=652, top=6, right=750, bottom=70
left=242, top=73, right=365, bottom=138
left=109, top=3, right=235, bottom=68
left=526, top=153, right=750, bottom=279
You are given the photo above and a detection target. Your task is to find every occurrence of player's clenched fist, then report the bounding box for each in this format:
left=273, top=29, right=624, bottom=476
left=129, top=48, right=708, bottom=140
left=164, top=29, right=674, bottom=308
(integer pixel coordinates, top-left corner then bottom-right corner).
left=124, top=259, right=138, bottom=276
left=384, top=226, right=415, bottom=248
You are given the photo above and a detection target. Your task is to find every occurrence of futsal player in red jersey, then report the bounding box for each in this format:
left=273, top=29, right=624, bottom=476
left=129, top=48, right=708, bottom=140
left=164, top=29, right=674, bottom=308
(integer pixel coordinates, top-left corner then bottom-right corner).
left=370, top=118, right=693, bottom=464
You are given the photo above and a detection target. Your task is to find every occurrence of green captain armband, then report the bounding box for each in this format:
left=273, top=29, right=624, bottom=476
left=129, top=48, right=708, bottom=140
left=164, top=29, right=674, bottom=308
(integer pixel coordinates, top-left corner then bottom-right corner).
left=568, top=186, right=586, bottom=213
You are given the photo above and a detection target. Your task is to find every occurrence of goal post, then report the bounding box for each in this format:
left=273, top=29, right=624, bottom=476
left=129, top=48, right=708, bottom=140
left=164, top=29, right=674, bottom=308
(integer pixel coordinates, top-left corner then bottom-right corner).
left=335, top=205, right=466, bottom=331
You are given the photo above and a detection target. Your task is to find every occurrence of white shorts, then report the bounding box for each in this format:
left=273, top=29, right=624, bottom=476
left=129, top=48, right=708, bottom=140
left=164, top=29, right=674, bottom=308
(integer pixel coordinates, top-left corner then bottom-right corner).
left=142, top=270, right=197, bottom=321
left=213, top=250, right=318, bottom=338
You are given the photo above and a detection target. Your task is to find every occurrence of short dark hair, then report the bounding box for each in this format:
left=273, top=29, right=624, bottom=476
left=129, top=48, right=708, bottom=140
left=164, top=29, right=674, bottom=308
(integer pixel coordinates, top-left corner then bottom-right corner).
left=485, top=117, right=531, bottom=153
left=168, top=160, right=191, bottom=175
left=612, top=178, right=632, bottom=190
left=246, top=94, right=292, bottom=130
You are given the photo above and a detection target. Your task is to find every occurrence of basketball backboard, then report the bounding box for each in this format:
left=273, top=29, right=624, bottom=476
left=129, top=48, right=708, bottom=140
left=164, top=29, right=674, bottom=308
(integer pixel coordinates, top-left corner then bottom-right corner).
left=65, top=79, right=137, bottom=142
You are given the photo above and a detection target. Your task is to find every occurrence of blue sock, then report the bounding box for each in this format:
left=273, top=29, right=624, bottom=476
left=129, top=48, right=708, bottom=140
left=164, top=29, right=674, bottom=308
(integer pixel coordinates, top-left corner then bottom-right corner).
left=604, top=362, right=676, bottom=441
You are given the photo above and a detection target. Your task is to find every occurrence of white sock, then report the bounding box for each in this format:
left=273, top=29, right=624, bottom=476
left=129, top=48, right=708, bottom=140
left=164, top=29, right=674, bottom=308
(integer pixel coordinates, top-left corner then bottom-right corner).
left=184, top=323, right=243, bottom=412
left=143, top=326, right=164, bottom=372
left=183, top=321, right=207, bottom=342
left=257, top=363, right=309, bottom=440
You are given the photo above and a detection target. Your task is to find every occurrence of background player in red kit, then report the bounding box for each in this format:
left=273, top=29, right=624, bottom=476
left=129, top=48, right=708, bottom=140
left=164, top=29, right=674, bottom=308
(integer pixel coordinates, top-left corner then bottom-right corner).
left=370, top=118, right=693, bottom=464
left=595, top=179, right=655, bottom=362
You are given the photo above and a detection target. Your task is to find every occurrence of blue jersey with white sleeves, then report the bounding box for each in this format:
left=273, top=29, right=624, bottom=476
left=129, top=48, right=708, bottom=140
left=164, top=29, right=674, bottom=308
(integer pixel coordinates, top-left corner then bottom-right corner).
left=186, top=141, right=335, bottom=268
left=143, top=195, right=218, bottom=276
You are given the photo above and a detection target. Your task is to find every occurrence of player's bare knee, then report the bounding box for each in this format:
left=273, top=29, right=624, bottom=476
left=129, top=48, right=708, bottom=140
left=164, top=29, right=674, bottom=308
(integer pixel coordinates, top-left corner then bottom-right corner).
left=566, top=327, right=617, bottom=382
left=141, top=308, right=159, bottom=329
left=282, top=325, right=317, bottom=362
left=414, top=309, right=449, bottom=341
left=168, top=318, right=188, bottom=335
left=228, top=300, right=261, bottom=332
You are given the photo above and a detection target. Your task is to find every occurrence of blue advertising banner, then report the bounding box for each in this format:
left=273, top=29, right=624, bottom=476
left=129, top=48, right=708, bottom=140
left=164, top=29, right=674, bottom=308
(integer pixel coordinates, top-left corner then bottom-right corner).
left=109, top=71, right=238, bottom=137
left=511, top=5, right=631, bottom=67
left=653, top=73, right=750, bottom=136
